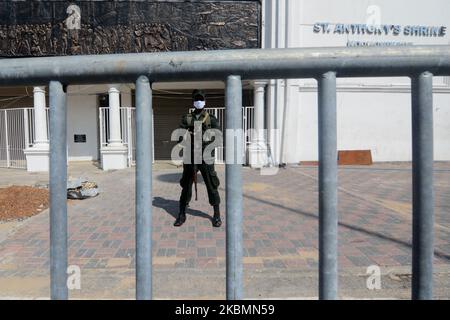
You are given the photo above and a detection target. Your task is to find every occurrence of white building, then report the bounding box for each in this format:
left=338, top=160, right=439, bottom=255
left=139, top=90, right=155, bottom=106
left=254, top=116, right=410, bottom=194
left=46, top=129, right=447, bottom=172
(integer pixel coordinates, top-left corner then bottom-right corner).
left=262, top=0, right=450, bottom=164
left=1, top=0, right=449, bottom=172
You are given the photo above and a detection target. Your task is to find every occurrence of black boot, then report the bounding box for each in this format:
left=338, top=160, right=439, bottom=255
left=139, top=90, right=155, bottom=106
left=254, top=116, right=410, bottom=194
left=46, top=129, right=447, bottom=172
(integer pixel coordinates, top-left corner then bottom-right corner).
left=174, top=204, right=187, bottom=227
left=212, top=204, right=222, bottom=227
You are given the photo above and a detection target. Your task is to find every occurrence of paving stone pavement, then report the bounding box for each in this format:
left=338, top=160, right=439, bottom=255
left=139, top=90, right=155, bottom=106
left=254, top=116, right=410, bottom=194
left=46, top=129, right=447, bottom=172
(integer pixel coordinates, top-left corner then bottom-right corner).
left=0, top=161, right=449, bottom=299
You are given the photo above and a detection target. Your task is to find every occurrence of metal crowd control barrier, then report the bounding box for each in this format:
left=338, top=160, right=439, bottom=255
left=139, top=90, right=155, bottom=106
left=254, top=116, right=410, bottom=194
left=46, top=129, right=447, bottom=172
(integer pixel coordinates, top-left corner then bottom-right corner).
left=1, top=45, right=449, bottom=300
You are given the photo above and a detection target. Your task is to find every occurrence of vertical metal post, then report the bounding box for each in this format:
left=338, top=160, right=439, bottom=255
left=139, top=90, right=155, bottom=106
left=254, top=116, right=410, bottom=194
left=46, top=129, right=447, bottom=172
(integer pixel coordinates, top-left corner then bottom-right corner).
left=318, top=71, right=338, bottom=300
left=49, top=81, right=68, bottom=300
left=151, top=107, right=155, bottom=163
left=99, top=108, right=104, bottom=150
left=225, top=75, right=243, bottom=300
left=135, top=75, right=153, bottom=300
left=24, top=108, right=30, bottom=148
left=4, top=110, right=10, bottom=168
left=411, top=71, right=434, bottom=300
left=127, top=108, right=133, bottom=166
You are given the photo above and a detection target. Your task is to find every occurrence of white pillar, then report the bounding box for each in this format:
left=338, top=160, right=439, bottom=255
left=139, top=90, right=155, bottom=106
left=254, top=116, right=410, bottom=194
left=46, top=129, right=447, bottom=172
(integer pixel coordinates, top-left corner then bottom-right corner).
left=253, top=81, right=266, bottom=143
left=249, top=80, right=269, bottom=168
left=100, top=84, right=128, bottom=170
left=24, top=86, right=50, bottom=171
left=33, top=87, right=48, bottom=146
left=107, top=85, right=122, bottom=146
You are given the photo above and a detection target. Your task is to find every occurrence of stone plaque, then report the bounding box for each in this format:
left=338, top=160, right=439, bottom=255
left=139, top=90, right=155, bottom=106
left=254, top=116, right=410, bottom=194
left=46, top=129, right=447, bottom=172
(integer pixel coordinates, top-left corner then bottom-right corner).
left=74, top=134, right=86, bottom=143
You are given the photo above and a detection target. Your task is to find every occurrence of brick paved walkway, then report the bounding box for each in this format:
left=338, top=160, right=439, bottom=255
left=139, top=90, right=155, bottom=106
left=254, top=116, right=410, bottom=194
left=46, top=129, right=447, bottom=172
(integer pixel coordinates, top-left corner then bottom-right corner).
left=0, top=162, right=449, bottom=299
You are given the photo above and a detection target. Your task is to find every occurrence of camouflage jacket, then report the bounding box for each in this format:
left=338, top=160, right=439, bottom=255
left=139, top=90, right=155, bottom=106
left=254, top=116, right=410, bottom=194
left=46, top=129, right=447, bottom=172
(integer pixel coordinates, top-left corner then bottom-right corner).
left=179, top=109, right=221, bottom=163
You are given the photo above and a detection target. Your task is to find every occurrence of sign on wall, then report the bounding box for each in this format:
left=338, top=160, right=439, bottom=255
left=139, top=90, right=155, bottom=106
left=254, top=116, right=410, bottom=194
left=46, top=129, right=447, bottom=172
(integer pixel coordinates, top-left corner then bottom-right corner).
left=74, top=134, right=86, bottom=143
left=313, top=22, right=447, bottom=47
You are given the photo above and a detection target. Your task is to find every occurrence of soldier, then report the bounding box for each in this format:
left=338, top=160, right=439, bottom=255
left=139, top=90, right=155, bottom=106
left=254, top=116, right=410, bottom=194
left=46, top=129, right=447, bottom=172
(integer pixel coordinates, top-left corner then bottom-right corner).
left=174, top=89, right=222, bottom=227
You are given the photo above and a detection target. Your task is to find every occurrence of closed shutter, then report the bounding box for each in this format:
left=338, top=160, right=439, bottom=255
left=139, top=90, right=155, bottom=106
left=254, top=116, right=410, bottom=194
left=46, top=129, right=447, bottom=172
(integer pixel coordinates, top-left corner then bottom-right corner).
left=153, top=98, right=189, bottom=160
left=151, top=88, right=257, bottom=161
left=153, top=92, right=227, bottom=160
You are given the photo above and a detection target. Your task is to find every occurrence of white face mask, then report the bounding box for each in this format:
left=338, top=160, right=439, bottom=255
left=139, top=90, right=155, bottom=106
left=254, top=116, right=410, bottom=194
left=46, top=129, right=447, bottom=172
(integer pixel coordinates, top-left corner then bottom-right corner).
left=193, top=100, right=205, bottom=109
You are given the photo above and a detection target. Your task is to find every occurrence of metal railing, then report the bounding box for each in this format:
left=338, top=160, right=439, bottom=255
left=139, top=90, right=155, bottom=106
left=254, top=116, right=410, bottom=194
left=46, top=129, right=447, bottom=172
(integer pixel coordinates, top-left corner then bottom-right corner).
left=100, top=105, right=254, bottom=166
left=0, top=108, right=28, bottom=169
left=0, top=107, right=49, bottom=169
left=99, top=106, right=137, bottom=166
left=1, top=45, right=449, bottom=300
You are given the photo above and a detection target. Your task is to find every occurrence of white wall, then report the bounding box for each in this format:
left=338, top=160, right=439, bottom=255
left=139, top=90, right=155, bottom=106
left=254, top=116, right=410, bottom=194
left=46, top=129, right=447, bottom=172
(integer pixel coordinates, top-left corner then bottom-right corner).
left=296, top=89, right=450, bottom=162
left=433, top=92, right=450, bottom=161
left=263, top=0, right=450, bottom=163
left=67, top=93, right=99, bottom=161
left=296, top=0, right=450, bottom=87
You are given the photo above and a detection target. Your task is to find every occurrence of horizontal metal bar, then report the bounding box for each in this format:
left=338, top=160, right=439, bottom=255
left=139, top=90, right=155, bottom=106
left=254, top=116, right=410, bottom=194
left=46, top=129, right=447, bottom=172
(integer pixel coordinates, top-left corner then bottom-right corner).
left=1, top=46, right=450, bottom=86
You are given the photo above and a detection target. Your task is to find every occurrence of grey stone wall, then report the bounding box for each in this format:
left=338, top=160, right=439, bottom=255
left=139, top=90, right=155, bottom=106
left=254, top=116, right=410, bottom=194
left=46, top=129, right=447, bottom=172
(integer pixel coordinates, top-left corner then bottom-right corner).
left=0, top=0, right=260, bottom=56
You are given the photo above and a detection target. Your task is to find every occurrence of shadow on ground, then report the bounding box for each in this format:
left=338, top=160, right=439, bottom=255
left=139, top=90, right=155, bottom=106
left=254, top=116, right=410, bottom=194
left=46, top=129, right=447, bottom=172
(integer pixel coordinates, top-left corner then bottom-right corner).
left=156, top=172, right=205, bottom=184
left=234, top=188, right=450, bottom=263
left=153, top=196, right=212, bottom=221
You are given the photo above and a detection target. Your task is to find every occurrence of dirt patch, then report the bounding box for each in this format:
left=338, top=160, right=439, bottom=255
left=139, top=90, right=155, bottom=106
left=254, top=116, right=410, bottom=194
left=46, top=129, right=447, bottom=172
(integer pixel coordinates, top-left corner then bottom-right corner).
left=0, top=186, right=49, bottom=222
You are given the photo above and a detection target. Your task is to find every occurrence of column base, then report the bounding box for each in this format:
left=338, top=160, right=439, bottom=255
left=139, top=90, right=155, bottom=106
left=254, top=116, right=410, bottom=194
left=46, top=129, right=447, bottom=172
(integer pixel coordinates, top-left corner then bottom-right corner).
left=24, top=145, right=50, bottom=172
left=248, top=142, right=268, bottom=169
left=100, top=145, right=128, bottom=171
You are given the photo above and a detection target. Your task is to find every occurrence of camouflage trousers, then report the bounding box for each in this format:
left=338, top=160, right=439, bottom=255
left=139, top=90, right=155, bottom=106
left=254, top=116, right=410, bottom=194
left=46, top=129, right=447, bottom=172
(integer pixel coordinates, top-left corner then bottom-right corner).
left=179, top=162, right=221, bottom=207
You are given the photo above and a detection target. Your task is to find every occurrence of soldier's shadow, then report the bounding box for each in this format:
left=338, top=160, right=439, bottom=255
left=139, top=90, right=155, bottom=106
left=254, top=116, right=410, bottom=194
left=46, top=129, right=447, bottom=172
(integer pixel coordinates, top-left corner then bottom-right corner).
left=153, top=196, right=212, bottom=221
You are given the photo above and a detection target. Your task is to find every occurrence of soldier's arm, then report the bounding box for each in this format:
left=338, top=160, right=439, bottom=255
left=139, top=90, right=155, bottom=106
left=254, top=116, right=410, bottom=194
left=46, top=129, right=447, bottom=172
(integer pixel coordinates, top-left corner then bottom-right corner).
left=179, top=114, right=189, bottom=129
left=178, top=115, right=188, bottom=143
left=210, top=115, right=221, bottom=130
left=206, top=115, right=221, bottom=146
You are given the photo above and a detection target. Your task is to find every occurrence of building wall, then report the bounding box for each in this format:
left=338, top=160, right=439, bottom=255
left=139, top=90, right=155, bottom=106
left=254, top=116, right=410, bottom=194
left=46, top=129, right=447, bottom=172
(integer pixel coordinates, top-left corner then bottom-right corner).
left=0, top=0, right=262, bottom=167
left=67, top=93, right=98, bottom=161
left=297, top=89, right=450, bottom=162
left=0, top=0, right=260, bottom=57
left=263, top=0, right=450, bottom=163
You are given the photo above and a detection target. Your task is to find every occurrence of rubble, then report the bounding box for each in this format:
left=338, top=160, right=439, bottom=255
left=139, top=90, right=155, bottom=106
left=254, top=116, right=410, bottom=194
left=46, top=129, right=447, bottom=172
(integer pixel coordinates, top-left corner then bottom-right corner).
left=67, top=178, right=99, bottom=200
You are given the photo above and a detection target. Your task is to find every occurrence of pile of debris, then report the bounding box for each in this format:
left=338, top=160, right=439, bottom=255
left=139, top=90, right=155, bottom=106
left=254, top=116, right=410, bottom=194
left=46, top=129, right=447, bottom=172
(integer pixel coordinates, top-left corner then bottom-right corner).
left=67, top=178, right=99, bottom=200
left=0, top=178, right=99, bottom=222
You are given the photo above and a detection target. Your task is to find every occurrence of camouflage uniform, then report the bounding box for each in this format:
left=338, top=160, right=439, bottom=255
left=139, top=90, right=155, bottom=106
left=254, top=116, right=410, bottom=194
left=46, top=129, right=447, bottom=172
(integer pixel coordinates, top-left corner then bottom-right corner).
left=178, top=108, right=221, bottom=207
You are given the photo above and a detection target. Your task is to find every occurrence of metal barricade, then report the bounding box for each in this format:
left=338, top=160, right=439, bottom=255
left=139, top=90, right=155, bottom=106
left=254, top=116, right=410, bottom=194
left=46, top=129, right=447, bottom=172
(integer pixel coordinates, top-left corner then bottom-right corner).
left=1, top=45, right=449, bottom=300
